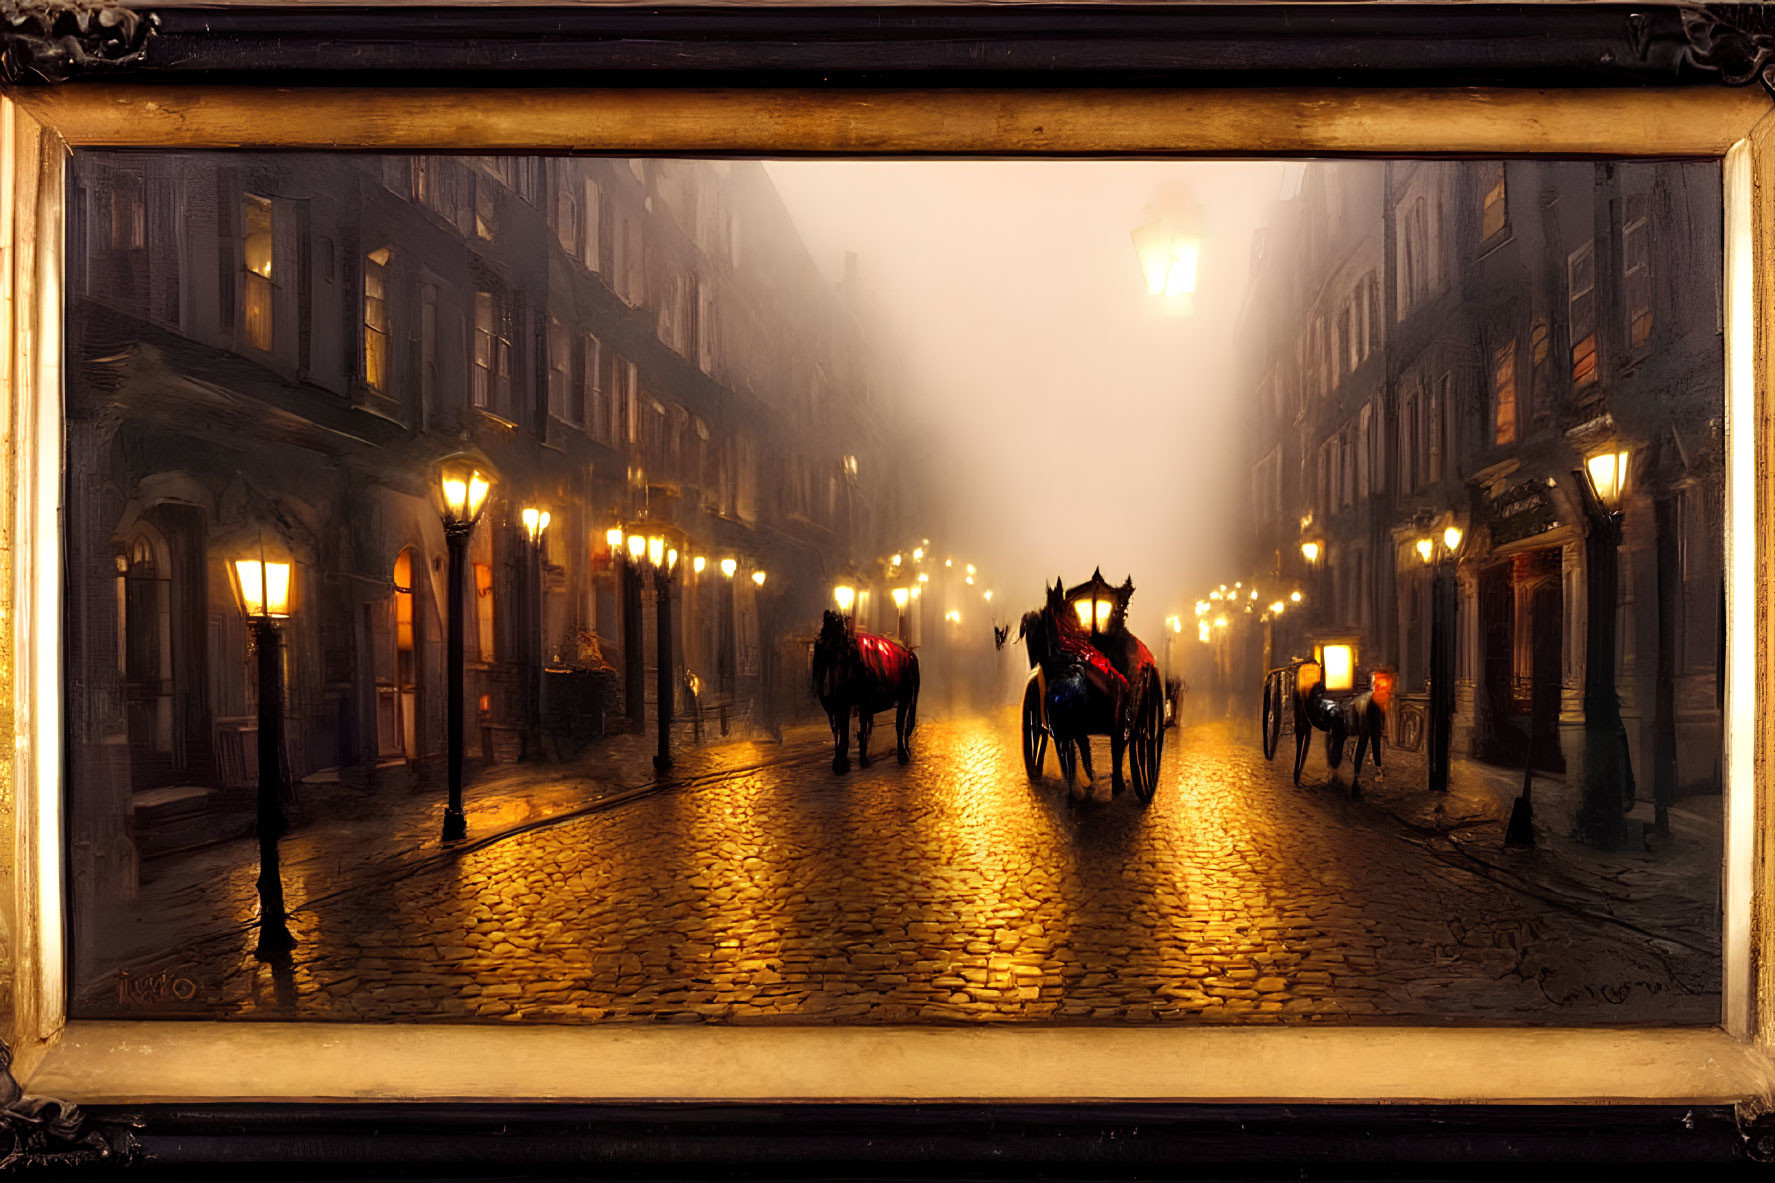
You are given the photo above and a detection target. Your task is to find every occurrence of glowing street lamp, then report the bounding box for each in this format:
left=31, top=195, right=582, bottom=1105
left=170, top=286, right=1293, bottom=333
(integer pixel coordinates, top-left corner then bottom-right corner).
left=1422, top=521, right=1466, bottom=796
left=230, top=550, right=296, bottom=959
left=892, top=586, right=910, bottom=640
left=1131, top=203, right=1203, bottom=315
left=692, top=555, right=707, bottom=575
left=834, top=584, right=857, bottom=615
left=752, top=570, right=767, bottom=587
left=1584, top=449, right=1631, bottom=510
left=605, top=526, right=624, bottom=552
left=1301, top=540, right=1322, bottom=564
left=721, top=557, right=738, bottom=579
left=436, top=456, right=494, bottom=843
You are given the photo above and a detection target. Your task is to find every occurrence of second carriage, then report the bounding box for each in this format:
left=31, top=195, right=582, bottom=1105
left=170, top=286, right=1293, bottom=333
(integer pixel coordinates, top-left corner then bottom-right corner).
left=998, top=569, right=1166, bottom=804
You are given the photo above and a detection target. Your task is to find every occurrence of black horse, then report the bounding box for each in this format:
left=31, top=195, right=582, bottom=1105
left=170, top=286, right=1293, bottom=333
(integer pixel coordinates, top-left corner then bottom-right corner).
left=1291, top=663, right=1393, bottom=794
left=811, top=610, right=920, bottom=774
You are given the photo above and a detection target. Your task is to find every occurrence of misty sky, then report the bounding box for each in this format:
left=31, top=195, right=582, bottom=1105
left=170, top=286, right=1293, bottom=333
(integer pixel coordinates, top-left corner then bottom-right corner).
left=765, top=160, right=1286, bottom=640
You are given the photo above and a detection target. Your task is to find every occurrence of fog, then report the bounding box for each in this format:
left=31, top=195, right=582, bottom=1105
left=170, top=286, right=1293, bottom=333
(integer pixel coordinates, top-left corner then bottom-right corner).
left=766, top=160, right=1285, bottom=638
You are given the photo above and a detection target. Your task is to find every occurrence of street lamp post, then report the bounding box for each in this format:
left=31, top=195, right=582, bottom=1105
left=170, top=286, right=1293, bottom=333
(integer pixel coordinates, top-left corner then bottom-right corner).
left=437, top=457, right=492, bottom=843
left=518, top=507, right=550, bottom=762
left=652, top=540, right=678, bottom=773
left=1418, top=526, right=1463, bottom=795
left=233, top=552, right=297, bottom=959
left=892, top=586, right=910, bottom=642
left=1575, top=449, right=1632, bottom=849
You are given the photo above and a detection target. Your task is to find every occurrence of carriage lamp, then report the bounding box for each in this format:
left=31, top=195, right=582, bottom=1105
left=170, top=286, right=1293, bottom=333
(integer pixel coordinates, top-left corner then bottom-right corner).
left=721, top=557, right=737, bottom=578
left=834, top=585, right=857, bottom=613
left=892, top=587, right=910, bottom=609
left=521, top=507, right=550, bottom=545
left=1301, top=540, right=1322, bottom=564
left=605, top=526, right=624, bottom=552
left=1416, top=537, right=1435, bottom=564
left=438, top=457, right=493, bottom=530
left=1322, top=643, right=1355, bottom=692
left=1584, top=448, right=1631, bottom=509
left=693, top=555, right=706, bottom=575
left=752, top=570, right=767, bottom=587
left=628, top=534, right=646, bottom=562
left=1074, top=599, right=1094, bottom=629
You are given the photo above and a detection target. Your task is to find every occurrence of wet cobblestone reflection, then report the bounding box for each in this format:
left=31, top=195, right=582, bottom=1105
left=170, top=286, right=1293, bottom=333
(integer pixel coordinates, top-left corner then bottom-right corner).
left=88, top=712, right=1717, bottom=1025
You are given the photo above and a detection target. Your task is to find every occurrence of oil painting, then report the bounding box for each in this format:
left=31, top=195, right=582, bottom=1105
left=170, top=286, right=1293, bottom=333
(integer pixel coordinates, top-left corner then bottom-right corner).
left=62, top=151, right=1724, bottom=1028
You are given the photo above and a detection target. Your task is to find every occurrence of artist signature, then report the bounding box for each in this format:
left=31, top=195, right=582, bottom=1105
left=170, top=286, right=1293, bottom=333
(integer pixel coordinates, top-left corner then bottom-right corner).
left=114, top=968, right=203, bottom=1007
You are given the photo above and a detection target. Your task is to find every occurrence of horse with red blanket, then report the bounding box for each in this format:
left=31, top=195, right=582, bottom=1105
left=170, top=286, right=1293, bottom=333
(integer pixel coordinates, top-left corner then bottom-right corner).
left=811, top=610, right=920, bottom=774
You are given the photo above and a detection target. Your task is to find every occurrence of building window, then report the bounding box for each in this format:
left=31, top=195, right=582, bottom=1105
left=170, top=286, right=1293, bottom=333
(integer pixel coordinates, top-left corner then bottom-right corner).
left=555, top=167, right=582, bottom=258
left=474, top=177, right=498, bottom=241
left=363, top=247, right=391, bottom=391
left=241, top=193, right=274, bottom=353
left=473, top=561, right=495, bottom=661
left=1479, top=161, right=1508, bottom=244
left=1568, top=242, right=1598, bottom=388
left=547, top=318, right=578, bottom=425
left=585, top=333, right=608, bottom=442
left=1529, top=318, right=1550, bottom=421
left=1624, top=193, right=1653, bottom=352
left=1491, top=337, right=1517, bottom=446
left=583, top=179, right=601, bottom=272
left=473, top=290, right=514, bottom=418
left=110, top=172, right=145, bottom=249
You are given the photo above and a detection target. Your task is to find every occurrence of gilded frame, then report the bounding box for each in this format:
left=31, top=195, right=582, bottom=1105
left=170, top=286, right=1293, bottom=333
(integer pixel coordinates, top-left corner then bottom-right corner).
left=4, top=3, right=1775, bottom=1168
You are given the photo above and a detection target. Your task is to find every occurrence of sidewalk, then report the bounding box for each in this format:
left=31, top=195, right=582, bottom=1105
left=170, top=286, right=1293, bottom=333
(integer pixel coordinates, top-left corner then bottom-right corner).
left=1292, top=725, right=1723, bottom=961
left=83, top=714, right=834, bottom=995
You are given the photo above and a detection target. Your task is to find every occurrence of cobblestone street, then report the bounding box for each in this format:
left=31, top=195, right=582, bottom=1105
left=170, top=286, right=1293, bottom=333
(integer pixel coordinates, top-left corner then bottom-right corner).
left=83, top=710, right=1720, bottom=1026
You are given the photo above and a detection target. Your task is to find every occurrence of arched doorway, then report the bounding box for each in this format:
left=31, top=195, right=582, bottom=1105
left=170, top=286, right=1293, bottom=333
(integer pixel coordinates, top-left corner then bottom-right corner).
left=119, top=525, right=174, bottom=787
left=375, top=548, right=421, bottom=763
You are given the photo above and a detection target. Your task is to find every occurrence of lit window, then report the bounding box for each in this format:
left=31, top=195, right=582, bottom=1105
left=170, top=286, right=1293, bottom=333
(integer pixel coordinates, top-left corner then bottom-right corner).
left=1479, top=161, right=1508, bottom=242
left=241, top=194, right=273, bottom=352
left=1492, top=338, right=1517, bottom=445
left=1568, top=242, right=1598, bottom=388
left=363, top=247, right=391, bottom=390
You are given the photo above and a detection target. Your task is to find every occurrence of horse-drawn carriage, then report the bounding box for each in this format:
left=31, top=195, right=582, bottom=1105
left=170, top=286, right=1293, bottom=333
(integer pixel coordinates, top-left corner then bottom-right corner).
left=1260, top=638, right=1394, bottom=789
left=997, top=569, right=1165, bottom=803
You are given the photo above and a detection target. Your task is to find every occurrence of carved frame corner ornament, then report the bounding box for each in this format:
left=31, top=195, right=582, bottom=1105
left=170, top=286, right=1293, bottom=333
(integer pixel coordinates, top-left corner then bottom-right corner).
left=1684, top=4, right=1775, bottom=97
left=0, top=1041, right=137, bottom=1172
left=0, top=0, right=155, bottom=85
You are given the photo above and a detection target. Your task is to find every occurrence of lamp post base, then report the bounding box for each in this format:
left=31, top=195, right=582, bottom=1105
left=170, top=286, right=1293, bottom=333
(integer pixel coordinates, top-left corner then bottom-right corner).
left=442, top=807, right=467, bottom=843
left=653, top=753, right=674, bottom=774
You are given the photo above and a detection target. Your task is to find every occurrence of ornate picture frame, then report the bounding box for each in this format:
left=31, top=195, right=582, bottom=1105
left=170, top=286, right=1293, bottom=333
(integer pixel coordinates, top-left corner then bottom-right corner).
left=4, top=1, right=1775, bottom=1173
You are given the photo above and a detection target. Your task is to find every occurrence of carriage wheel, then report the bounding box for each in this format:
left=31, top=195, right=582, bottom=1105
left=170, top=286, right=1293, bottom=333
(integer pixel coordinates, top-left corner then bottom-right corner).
left=1131, top=672, right=1163, bottom=806
left=1021, top=677, right=1047, bottom=782
left=1260, top=671, right=1282, bottom=761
